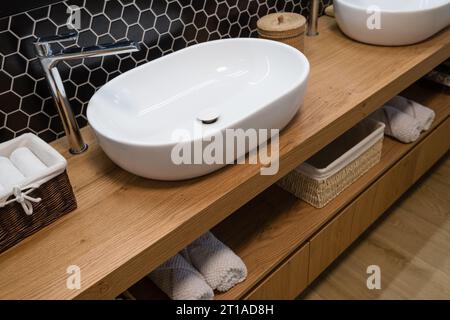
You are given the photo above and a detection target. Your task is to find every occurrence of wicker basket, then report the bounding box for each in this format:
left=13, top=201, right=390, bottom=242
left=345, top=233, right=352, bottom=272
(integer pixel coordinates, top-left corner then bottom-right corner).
left=278, top=119, right=385, bottom=208
left=0, top=134, right=77, bottom=253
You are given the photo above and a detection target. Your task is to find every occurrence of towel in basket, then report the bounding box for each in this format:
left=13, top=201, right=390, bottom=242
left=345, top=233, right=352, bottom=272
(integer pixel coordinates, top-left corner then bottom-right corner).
left=0, top=133, right=77, bottom=253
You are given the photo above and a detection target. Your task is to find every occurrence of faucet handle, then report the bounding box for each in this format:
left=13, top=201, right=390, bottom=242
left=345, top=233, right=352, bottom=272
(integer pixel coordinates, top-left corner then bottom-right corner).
left=35, top=31, right=79, bottom=45
left=34, top=31, right=78, bottom=56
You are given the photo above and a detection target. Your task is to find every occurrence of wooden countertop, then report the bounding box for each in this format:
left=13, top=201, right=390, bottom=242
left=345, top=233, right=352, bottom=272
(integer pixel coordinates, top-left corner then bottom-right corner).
left=0, top=17, right=449, bottom=299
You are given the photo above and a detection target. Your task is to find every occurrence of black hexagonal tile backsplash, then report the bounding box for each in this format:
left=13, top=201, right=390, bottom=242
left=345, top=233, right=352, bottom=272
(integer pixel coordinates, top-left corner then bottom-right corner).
left=0, top=0, right=332, bottom=143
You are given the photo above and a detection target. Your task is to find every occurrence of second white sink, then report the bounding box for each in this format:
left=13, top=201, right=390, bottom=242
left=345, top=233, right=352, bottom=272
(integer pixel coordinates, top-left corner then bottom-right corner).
left=334, top=0, right=450, bottom=46
left=87, top=38, right=309, bottom=180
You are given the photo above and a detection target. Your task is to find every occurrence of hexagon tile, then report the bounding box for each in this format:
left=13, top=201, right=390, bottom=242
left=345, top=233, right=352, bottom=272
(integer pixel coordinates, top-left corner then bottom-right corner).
left=0, top=0, right=332, bottom=143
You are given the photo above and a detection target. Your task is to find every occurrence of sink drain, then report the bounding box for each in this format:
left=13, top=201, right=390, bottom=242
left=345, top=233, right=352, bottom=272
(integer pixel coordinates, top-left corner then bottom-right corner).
left=197, top=108, right=220, bottom=124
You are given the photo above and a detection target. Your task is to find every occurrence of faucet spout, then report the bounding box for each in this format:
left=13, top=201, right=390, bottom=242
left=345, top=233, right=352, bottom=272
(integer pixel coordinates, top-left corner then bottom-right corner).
left=34, top=33, right=141, bottom=154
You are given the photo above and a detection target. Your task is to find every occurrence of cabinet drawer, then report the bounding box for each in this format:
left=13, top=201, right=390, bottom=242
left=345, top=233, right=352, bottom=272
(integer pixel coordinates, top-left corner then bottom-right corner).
left=308, top=205, right=354, bottom=282
left=245, top=244, right=309, bottom=300
left=353, top=116, right=450, bottom=240
left=373, top=117, right=449, bottom=221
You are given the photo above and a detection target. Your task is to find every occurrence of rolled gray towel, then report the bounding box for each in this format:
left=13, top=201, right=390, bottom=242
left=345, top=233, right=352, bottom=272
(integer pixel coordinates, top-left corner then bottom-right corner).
left=149, top=253, right=214, bottom=300
left=388, top=96, right=435, bottom=131
left=370, top=106, right=422, bottom=143
left=182, top=232, right=247, bottom=292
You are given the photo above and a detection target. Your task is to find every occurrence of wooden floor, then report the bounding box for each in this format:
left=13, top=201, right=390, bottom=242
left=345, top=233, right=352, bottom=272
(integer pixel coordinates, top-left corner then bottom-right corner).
left=300, top=152, right=450, bottom=300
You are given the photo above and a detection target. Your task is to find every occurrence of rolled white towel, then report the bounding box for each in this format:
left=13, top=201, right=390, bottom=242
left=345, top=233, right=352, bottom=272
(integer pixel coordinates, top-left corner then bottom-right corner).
left=0, top=182, right=5, bottom=194
left=182, top=232, right=247, bottom=292
left=149, top=253, right=214, bottom=300
left=370, top=106, right=422, bottom=143
left=388, top=96, right=435, bottom=131
left=0, top=156, right=26, bottom=190
left=9, top=147, right=48, bottom=178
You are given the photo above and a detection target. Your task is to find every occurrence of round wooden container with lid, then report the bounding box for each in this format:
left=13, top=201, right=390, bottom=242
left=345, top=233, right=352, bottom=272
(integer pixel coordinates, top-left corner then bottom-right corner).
left=257, top=12, right=307, bottom=52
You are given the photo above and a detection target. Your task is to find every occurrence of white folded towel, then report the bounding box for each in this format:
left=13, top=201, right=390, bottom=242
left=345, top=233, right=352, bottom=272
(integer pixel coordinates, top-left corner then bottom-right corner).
left=370, top=106, right=422, bottom=143
left=149, top=253, right=214, bottom=300
left=0, top=156, right=26, bottom=190
left=388, top=96, right=435, bottom=131
left=10, top=147, right=48, bottom=177
left=182, top=232, right=247, bottom=292
left=0, top=183, right=5, bottom=195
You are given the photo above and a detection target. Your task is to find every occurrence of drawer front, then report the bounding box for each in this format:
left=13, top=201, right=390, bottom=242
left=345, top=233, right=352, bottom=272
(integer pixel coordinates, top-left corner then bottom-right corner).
left=356, top=116, right=450, bottom=238
left=308, top=204, right=354, bottom=282
left=245, top=244, right=309, bottom=300
left=309, top=117, right=450, bottom=284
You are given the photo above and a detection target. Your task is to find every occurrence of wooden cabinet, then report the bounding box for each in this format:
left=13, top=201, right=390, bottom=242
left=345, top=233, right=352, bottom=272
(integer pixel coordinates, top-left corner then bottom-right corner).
left=126, top=114, right=449, bottom=300
left=309, top=117, right=450, bottom=284
left=246, top=244, right=309, bottom=300
left=235, top=118, right=449, bottom=298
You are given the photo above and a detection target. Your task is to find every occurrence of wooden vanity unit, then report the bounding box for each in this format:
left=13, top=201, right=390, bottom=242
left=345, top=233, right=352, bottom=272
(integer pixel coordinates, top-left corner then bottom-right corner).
left=0, top=17, right=448, bottom=300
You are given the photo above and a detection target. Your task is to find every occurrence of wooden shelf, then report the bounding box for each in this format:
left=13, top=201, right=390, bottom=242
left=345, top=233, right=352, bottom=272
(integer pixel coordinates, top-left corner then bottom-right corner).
left=0, top=17, right=448, bottom=300
left=127, top=81, right=450, bottom=300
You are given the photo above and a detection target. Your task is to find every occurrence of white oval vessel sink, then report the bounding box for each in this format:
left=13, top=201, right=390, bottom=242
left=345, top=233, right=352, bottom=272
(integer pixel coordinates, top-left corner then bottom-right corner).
left=87, top=38, right=309, bottom=180
left=334, top=0, right=450, bottom=46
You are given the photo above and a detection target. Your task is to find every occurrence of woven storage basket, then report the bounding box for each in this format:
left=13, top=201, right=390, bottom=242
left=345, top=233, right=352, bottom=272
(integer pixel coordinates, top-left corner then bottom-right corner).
left=0, top=134, right=77, bottom=253
left=278, top=119, right=385, bottom=208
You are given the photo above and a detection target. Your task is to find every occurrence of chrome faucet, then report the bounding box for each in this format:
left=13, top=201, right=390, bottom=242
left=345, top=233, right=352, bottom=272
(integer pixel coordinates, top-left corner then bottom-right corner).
left=34, top=32, right=140, bottom=154
left=307, top=0, right=320, bottom=36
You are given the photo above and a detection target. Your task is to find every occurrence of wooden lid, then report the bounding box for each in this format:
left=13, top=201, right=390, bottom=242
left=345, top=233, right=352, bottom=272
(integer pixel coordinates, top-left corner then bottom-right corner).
left=257, top=13, right=306, bottom=39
